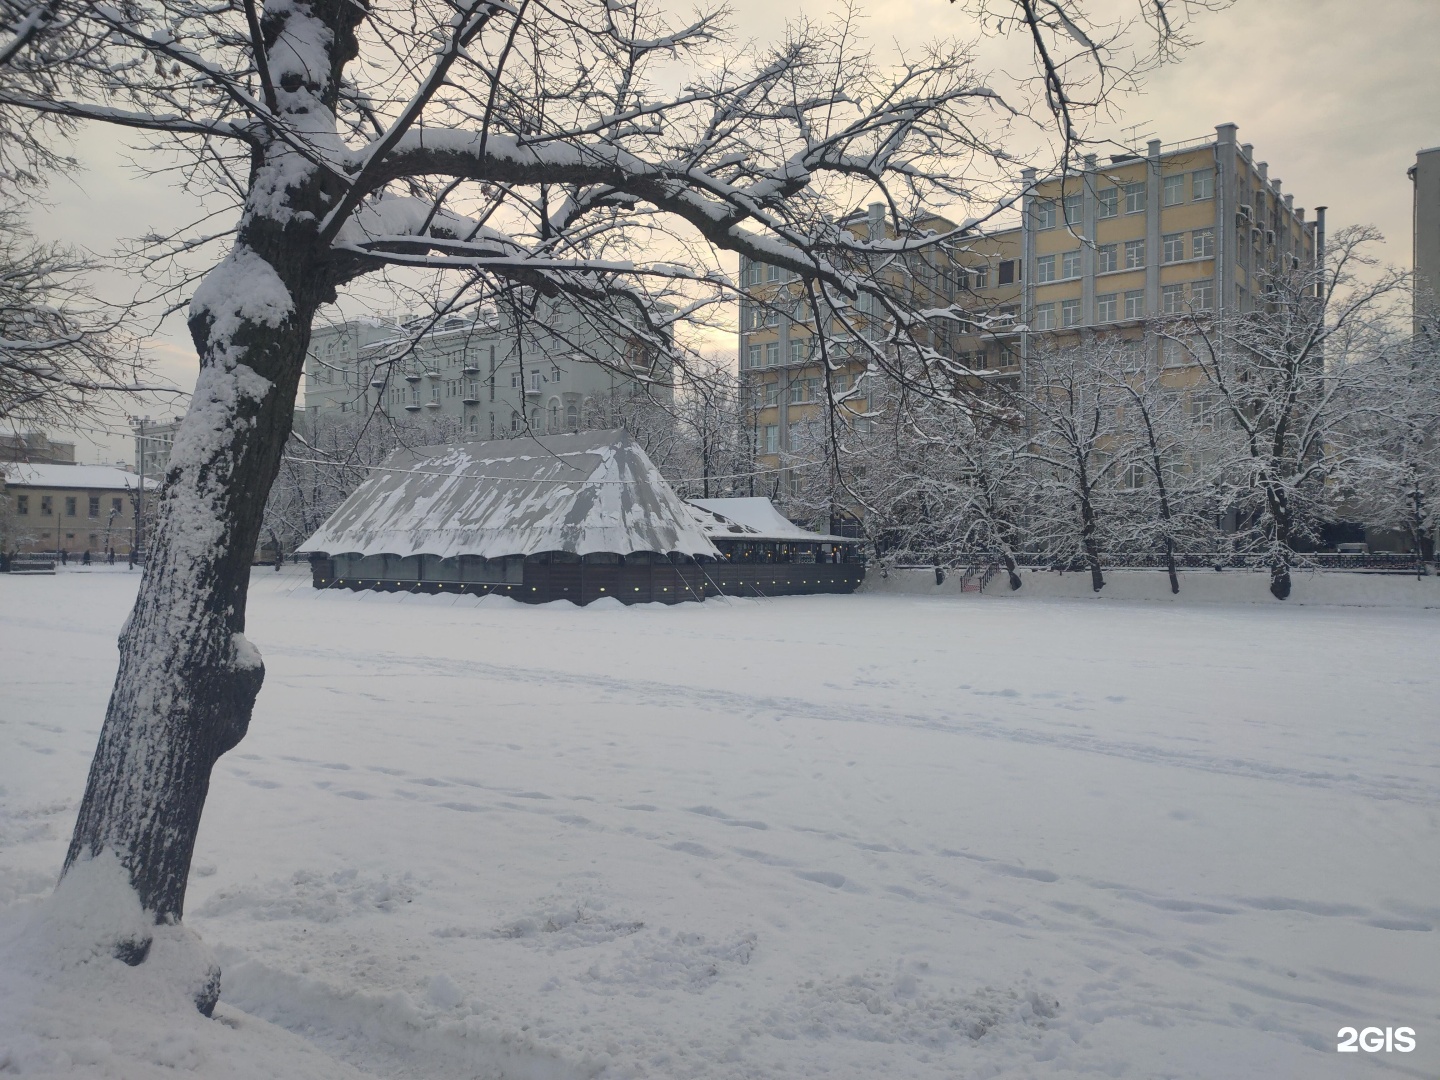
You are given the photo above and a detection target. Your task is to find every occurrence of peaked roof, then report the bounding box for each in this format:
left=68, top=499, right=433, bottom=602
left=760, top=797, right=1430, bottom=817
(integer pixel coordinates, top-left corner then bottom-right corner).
left=1, top=463, right=159, bottom=490
left=687, top=497, right=857, bottom=544
left=298, top=430, right=719, bottom=560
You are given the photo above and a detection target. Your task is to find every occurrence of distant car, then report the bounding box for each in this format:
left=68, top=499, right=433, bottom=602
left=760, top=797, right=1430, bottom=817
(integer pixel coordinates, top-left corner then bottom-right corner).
left=1335, top=542, right=1367, bottom=554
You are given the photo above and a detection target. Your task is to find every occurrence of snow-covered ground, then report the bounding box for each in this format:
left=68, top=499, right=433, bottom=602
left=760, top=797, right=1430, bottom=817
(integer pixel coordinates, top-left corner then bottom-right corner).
left=2, top=567, right=1437, bottom=1079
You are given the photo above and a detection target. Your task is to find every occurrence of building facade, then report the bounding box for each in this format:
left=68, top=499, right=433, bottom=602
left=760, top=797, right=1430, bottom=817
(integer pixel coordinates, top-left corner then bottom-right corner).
left=1, top=463, right=160, bottom=556
left=303, top=297, right=671, bottom=438
left=1, top=431, right=76, bottom=465
left=133, top=418, right=184, bottom=479
left=738, top=123, right=1321, bottom=516
left=1411, top=145, right=1440, bottom=327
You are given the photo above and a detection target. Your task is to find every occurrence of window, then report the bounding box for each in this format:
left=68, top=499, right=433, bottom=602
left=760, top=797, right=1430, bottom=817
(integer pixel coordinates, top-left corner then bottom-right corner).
left=746, top=344, right=761, bottom=368
left=1032, top=303, right=1055, bottom=330
left=41, top=495, right=52, bottom=515
left=1063, top=193, right=1082, bottom=225
left=549, top=401, right=559, bottom=429
left=1035, top=199, right=1057, bottom=230
left=88, top=496, right=99, bottom=517
left=65, top=496, right=76, bottom=517
left=511, top=411, right=521, bottom=432
left=833, top=372, right=850, bottom=392
left=764, top=382, right=780, bottom=407
left=1191, top=281, right=1214, bottom=310
left=1192, top=228, right=1215, bottom=259
left=566, top=405, right=579, bottom=429
left=997, top=260, right=1016, bottom=285
left=1062, top=249, right=1082, bottom=279
left=1192, top=168, right=1214, bottom=200
left=431, top=383, right=441, bottom=402
left=765, top=341, right=781, bottom=366
left=1096, top=293, right=1118, bottom=321
left=1162, top=283, right=1186, bottom=314
left=511, top=371, right=520, bottom=388
left=765, top=307, right=780, bottom=327
left=489, top=413, right=496, bottom=438
left=789, top=339, right=809, bottom=365
left=1035, top=254, right=1056, bottom=283
left=15, top=495, right=27, bottom=515
left=764, top=425, right=779, bottom=455
left=789, top=380, right=805, bottom=404
left=1097, top=187, right=1118, bottom=219
left=1162, top=174, right=1185, bottom=207
left=530, top=370, right=540, bottom=391
left=1097, top=244, right=1118, bottom=273
left=468, top=415, right=478, bottom=435
left=972, top=264, right=989, bottom=289
left=1124, top=239, right=1146, bottom=269
left=112, top=498, right=122, bottom=515
left=1162, top=233, right=1185, bottom=263
left=766, top=263, right=781, bottom=282
left=1124, top=290, right=1145, bottom=319
left=1124, top=182, right=1146, bottom=214
left=550, top=365, right=561, bottom=381
left=1061, top=298, right=1081, bottom=327
left=1189, top=389, right=1216, bottom=425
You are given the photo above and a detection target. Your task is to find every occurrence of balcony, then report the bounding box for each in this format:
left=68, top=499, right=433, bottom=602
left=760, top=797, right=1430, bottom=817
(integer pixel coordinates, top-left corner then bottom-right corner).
left=369, top=378, right=387, bottom=390
left=461, top=364, right=481, bottom=376
left=462, top=394, right=481, bottom=404
left=404, top=403, right=421, bottom=412
left=404, top=373, right=422, bottom=383
left=424, top=400, right=441, bottom=409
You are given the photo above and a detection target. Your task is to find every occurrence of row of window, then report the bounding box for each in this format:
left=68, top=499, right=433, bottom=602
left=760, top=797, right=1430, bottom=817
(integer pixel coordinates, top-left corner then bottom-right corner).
left=1035, top=228, right=1215, bottom=283
left=756, top=414, right=872, bottom=454
left=1033, top=279, right=1214, bottom=329
left=14, top=495, right=126, bottom=517
left=1035, top=169, right=1215, bottom=229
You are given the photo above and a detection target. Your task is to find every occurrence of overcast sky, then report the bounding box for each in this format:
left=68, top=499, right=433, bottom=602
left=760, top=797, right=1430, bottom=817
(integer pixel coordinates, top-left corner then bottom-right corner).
left=28, top=0, right=1439, bottom=464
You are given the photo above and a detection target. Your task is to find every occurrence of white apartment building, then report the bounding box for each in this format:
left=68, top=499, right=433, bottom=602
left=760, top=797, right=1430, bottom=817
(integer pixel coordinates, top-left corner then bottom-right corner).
left=303, top=298, right=671, bottom=437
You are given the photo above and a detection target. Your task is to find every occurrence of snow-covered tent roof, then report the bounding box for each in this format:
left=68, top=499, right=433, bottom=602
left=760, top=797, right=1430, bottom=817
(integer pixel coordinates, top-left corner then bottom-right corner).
left=1, top=463, right=159, bottom=490
left=298, top=430, right=720, bottom=560
left=687, top=497, right=858, bottom=544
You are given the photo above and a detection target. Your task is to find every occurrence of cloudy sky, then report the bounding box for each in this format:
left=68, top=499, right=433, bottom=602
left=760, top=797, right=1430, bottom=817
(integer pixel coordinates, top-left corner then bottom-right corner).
left=27, top=0, right=1439, bottom=464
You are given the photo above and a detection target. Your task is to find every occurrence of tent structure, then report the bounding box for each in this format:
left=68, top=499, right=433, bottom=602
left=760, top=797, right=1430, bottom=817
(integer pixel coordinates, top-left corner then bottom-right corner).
left=686, top=497, right=866, bottom=595
left=299, top=430, right=720, bottom=604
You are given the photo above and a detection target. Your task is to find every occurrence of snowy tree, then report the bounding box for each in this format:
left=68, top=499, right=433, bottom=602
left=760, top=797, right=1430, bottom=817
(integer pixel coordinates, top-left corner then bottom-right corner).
left=841, top=382, right=1027, bottom=585
left=1158, top=226, right=1408, bottom=598
left=0, top=0, right=1214, bottom=1008
left=1081, top=334, right=1225, bottom=593
left=1014, top=340, right=1125, bottom=591
left=1331, top=299, right=1440, bottom=568
left=0, top=211, right=155, bottom=428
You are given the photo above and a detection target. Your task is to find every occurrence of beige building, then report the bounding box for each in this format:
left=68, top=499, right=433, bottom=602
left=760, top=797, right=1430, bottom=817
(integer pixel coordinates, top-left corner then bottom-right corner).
left=738, top=122, right=1320, bottom=517
left=1, top=463, right=160, bottom=557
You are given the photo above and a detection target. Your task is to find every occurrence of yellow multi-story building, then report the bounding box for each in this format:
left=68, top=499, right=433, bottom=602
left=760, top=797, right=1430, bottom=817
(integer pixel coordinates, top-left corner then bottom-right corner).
left=1019, top=122, right=1319, bottom=367
left=738, top=123, right=1321, bottom=518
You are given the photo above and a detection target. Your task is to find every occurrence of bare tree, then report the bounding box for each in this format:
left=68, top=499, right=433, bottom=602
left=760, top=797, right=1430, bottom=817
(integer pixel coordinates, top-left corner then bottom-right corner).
left=1161, top=225, right=1408, bottom=598
left=1016, top=340, right=1123, bottom=591
left=1332, top=296, right=1440, bottom=570
left=0, top=211, right=158, bottom=428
